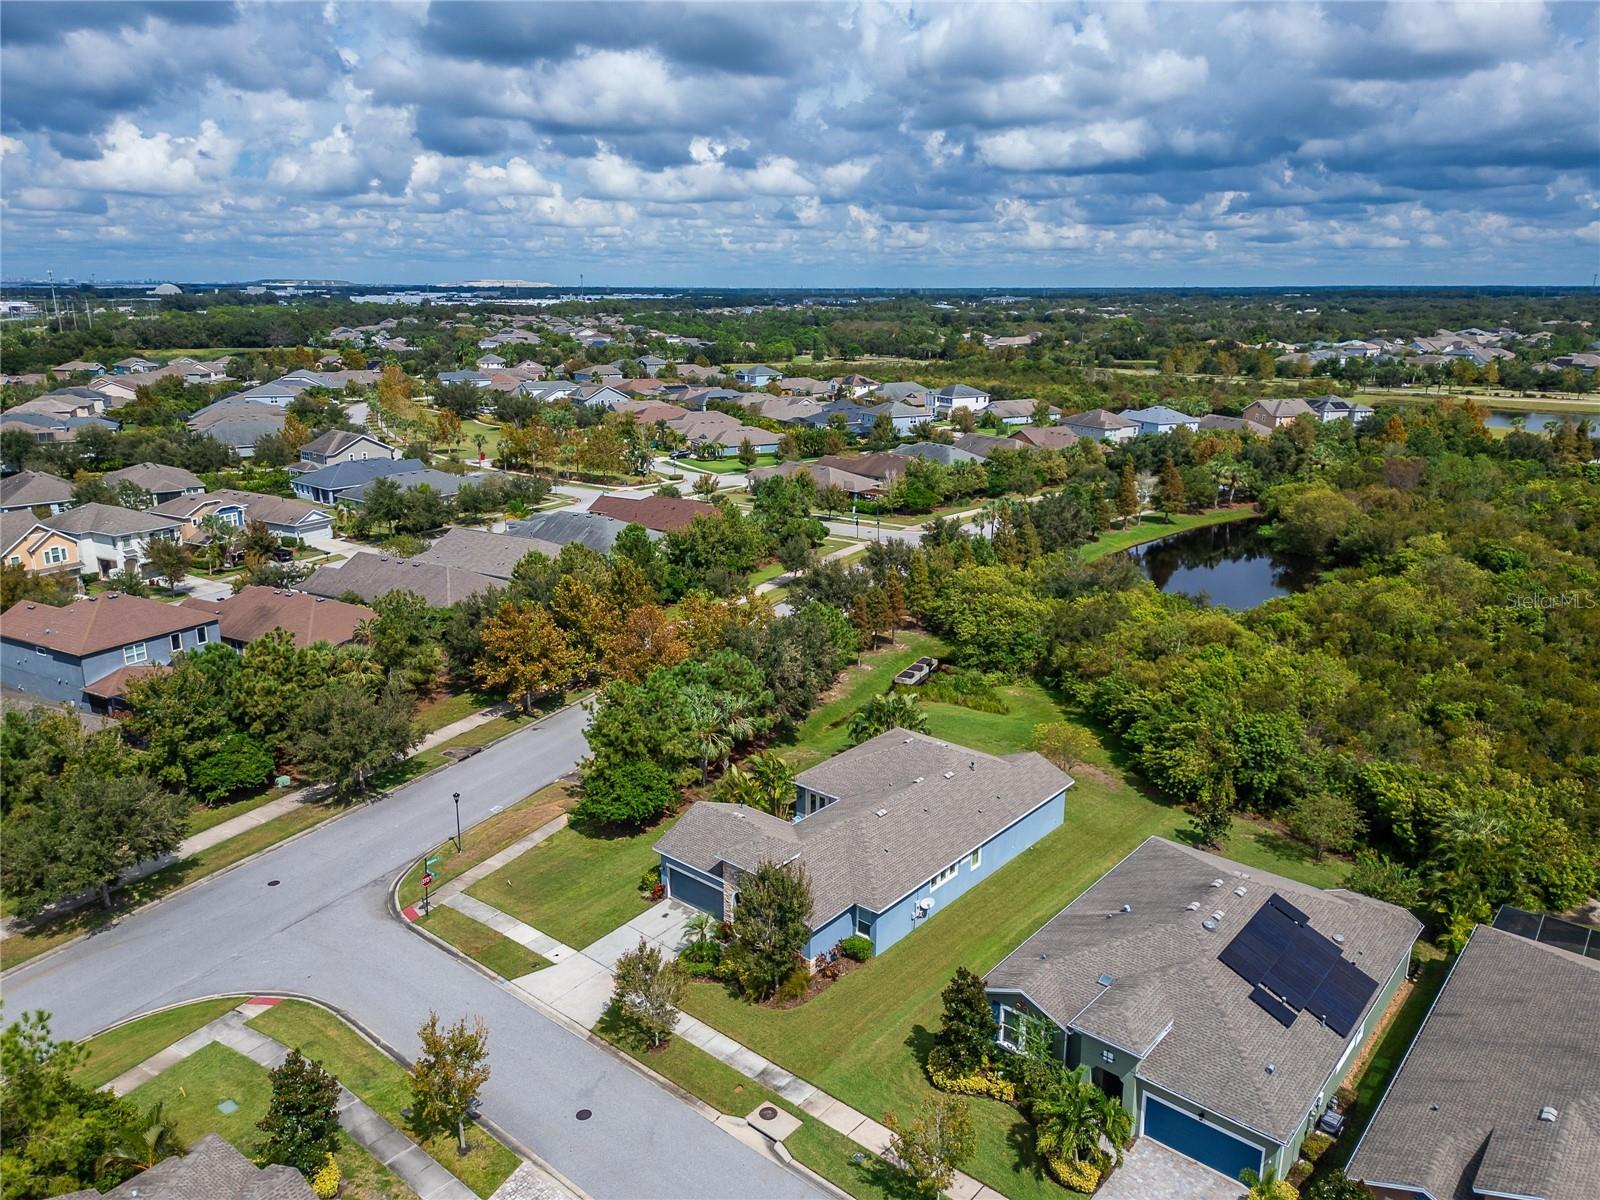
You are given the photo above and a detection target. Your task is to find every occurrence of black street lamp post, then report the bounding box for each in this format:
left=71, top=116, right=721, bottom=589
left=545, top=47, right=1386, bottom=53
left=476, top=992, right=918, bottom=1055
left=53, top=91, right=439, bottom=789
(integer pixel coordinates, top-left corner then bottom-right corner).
left=453, top=792, right=463, bottom=853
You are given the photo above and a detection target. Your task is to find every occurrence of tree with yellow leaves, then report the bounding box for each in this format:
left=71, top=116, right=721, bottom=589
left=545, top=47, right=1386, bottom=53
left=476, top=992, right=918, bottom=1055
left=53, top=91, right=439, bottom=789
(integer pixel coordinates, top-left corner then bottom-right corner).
left=475, top=601, right=580, bottom=713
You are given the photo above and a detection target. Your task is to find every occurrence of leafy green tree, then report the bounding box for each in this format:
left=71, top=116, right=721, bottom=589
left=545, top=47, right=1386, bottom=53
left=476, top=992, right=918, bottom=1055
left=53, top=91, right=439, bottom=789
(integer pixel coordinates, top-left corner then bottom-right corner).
left=369, top=589, right=444, bottom=694
left=360, top=476, right=406, bottom=534
left=1240, top=1163, right=1297, bottom=1200
left=884, top=1095, right=976, bottom=1196
left=291, top=680, right=418, bottom=799
left=930, top=967, right=999, bottom=1077
left=1116, top=459, right=1139, bottom=526
left=574, top=760, right=676, bottom=829
left=1286, top=791, right=1365, bottom=861
left=724, top=861, right=812, bottom=1000
left=410, top=1012, right=492, bottom=1154
left=1031, top=722, right=1096, bottom=772
left=610, top=938, right=685, bottom=1048
left=2, top=772, right=187, bottom=914
left=476, top=600, right=580, bottom=712
left=925, top=565, right=1053, bottom=673
left=848, top=691, right=929, bottom=744
left=144, top=537, right=193, bottom=590
left=257, top=1049, right=341, bottom=1177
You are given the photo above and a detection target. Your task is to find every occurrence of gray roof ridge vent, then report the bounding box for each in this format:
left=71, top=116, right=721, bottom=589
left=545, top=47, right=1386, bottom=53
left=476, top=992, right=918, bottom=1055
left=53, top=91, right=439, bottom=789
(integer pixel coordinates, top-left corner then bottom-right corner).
left=1185, top=901, right=1200, bottom=911
left=874, top=808, right=888, bottom=818
left=1210, top=878, right=1224, bottom=888
left=1539, top=1105, right=1558, bottom=1122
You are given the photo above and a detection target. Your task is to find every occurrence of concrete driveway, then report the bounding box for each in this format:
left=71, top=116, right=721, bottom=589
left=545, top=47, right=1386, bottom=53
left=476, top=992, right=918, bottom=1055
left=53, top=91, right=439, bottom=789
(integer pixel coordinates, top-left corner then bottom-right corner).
left=3, top=707, right=822, bottom=1200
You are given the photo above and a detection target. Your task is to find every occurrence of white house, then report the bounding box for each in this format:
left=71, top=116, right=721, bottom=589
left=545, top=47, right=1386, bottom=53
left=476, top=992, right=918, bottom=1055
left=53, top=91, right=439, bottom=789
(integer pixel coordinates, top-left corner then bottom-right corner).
left=932, top=384, right=991, bottom=414
left=735, top=365, right=784, bottom=386
left=1119, top=406, right=1200, bottom=436
left=1062, top=409, right=1140, bottom=443
left=42, top=503, right=182, bottom=579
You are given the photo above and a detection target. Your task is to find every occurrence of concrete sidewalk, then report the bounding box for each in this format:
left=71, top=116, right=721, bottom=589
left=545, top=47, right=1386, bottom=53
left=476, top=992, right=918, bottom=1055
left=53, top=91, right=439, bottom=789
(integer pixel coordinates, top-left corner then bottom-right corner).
left=418, top=702, right=516, bottom=753
left=431, top=813, right=570, bottom=905
left=107, top=1001, right=486, bottom=1200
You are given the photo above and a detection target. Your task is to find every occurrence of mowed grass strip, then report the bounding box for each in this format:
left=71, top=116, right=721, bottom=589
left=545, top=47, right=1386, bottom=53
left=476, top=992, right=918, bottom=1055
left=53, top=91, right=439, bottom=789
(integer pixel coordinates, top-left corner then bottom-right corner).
left=780, top=633, right=947, bottom=771
left=74, top=997, right=246, bottom=1089
left=1076, top=505, right=1256, bottom=562
left=415, top=905, right=550, bottom=979
left=249, top=1000, right=518, bottom=1198
left=468, top=816, right=677, bottom=951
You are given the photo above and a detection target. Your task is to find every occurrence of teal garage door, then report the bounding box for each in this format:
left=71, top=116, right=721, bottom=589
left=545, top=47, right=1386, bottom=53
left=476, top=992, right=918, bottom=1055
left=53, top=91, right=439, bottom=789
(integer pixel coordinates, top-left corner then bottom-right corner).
left=664, top=866, right=722, bottom=916
left=1143, top=1095, right=1263, bottom=1181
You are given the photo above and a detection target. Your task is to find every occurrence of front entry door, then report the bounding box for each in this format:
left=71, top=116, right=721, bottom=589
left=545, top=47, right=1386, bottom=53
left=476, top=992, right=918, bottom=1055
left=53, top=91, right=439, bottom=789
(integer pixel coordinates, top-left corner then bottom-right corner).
left=1092, top=1067, right=1122, bottom=1103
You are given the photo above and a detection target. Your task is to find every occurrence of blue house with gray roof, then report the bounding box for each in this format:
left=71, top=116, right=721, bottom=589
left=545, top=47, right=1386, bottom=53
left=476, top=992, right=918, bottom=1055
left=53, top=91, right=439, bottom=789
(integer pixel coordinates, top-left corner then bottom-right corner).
left=655, top=729, right=1072, bottom=959
left=1119, top=405, right=1200, bottom=435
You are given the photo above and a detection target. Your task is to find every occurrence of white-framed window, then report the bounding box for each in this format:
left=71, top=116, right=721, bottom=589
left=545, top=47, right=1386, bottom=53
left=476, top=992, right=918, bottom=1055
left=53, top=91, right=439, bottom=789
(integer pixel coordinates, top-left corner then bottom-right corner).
left=930, top=860, right=960, bottom=890
left=1101, top=1049, right=1115, bottom=1065
left=969, top=847, right=982, bottom=870
left=170, top=633, right=183, bottom=652
left=997, top=1004, right=1025, bottom=1050
left=123, top=642, right=148, bottom=665
left=6, top=555, right=18, bottom=566
left=44, top=546, right=68, bottom=565
left=196, top=626, right=208, bottom=644
left=855, top=913, right=871, bottom=938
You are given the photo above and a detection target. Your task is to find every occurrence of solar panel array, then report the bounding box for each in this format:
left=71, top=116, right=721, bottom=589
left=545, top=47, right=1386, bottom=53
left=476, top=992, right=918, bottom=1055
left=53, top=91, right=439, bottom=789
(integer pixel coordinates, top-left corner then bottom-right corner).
left=1218, top=893, right=1378, bottom=1036
left=1491, top=905, right=1600, bottom=960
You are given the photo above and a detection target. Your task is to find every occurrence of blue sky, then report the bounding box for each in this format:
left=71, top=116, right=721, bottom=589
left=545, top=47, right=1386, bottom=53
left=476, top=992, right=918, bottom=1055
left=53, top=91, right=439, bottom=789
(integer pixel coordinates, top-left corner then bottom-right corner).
left=2, top=1, right=1596, bottom=286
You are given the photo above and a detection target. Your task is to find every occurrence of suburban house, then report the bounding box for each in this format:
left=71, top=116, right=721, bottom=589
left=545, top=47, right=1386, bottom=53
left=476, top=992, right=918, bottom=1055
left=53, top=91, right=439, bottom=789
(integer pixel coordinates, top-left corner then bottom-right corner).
left=574, top=384, right=632, bottom=410
left=112, top=356, right=159, bottom=374
left=986, top=399, right=1056, bottom=426
left=876, top=381, right=934, bottom=409
left=637, top=354, right=670, bottom=376
left=1347, top=916, right=1599, bottom=1200
left=573, top=362, right=624, bottom=383
left=2, top=511, right=80, bottom=578
left=1009, top=427, right=1080, bottom=451
left=340, top=467, right=485, bottom=506
left=1, top=395, right=119, bottom=443
left=148, top=489, right=333, bottom=543
left=656, top=729, right=1072, bottom=959
left=43, top=503, right=182, bottom=578
left=186, top=400, right=288, bottom=458
left=503, top=510, right=654, bottom=554
left=862, top=400, right=928, bottom=435
left=779, top=376, right=833, bottom=398
left=0, top=469, right=75, bottom=514
left=797, top=398, right=879, bottom=437
left=734, top=365, right=784, bottom=386
left=952, top=433, right=1018, bottom=459
left=438, top=369, right=492, bottom=390
left=50, top=359, right=106, bottom=377
left=932, top=384, right=991, bottom=414
left=748, top=460, right=883, bottom=499
left=300, top=552, right=499, bottom=608
left=412, top=527, right=561, bottom=581
left=1243, top=397, right=1315, bottom=428
left=1198, top=413, right=1276, bottom=439
left=1305, top=395, right=1376, bottom=424
left=297, top=429, right=400, bottom=467
left=52, top=1132, right=313, bottom=1200
left=813, top=452, right=909, bottom=484
left=588, top=494, right=717, bottom=533
left=476, top=353, right=507, bottom=370
left=892, top=442, right=986, bottom=467
left=986, top=838, right=1419, bottom=1181
left=1062, top=409, right=1140, bottom=443
left=831, top=373, right=879, bottom=399
left=102, top=463, right=206, bottom=505
left=180, top=587, right=374, bottom=649
left=290, top=458, right=427, bottom=505
left=0, top=592, right=220, bottom=710
left=664, top=410, right=781, bottom=456
left=1119, top=406, right=1200, bottom=435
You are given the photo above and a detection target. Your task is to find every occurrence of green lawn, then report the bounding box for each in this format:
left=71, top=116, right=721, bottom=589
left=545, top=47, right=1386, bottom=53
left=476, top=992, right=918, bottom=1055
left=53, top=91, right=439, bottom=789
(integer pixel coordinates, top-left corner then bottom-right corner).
left=468, top=816, right=679, bottom=950
left=919, top=677, right=1067, bottom=756
left=74, top=997, right=245, bottom=1089
left=1078, top=506, right=1256, bottom=562
left=597, top=1012, right=920, bottom=1200
left=415, top=689, right=505, bottom=735
left=125, top=1042, right=416, bottom=1200
left=369, top=711, right=528, bottom=792
left=681, top=453, right=778, bottom=473
left=416, top=905, right=549, bottom=978
left=185, top=787, right=293, bottom=837
left=249, top=1000, right=517, bottom=1198
left=398, top=779, right=575, bottom=909
left=780, top=633, right=948, bottom=771
left=747, top=560, right=788, bottom=587
left=672, top=760, right=1354, bottom=1200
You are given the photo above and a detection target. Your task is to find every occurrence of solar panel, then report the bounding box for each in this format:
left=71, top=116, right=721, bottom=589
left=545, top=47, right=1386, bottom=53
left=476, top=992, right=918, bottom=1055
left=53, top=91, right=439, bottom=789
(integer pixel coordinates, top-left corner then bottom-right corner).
left=1537, top=916, right=1593, bottom=958
left=1218, top=905, right=1297, bottom=985
left=1249, top=985, right=1297, bottom=1028
left=1307, top=957, right=1379, bottom=1037
left=1269, top=894, right=1310, bottom=926
left=1262, top=925, right=1341, bottom=1009
left=1492, top=905, right=1544, bottom=939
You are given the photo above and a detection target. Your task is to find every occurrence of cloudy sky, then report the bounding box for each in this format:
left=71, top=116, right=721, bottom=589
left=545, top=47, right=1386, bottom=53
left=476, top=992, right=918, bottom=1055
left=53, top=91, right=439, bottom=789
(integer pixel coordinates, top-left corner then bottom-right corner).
left=2, top=1, right=1596, bottom=286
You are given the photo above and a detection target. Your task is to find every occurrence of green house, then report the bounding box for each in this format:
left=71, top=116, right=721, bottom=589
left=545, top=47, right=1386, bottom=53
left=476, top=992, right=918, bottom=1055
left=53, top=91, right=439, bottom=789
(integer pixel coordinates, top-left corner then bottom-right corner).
left=986, top=837, right=1418, bottom=1181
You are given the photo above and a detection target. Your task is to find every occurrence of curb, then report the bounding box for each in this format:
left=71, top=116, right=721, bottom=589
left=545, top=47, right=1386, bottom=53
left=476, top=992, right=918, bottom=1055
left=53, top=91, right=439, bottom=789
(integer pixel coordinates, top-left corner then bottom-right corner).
left=1, top=700, right=587, bottom=982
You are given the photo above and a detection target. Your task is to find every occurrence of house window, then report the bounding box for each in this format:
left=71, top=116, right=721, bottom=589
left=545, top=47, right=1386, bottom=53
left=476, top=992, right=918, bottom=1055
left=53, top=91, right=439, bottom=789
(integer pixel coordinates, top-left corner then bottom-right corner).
left=196, top=626, right=208, bottom=644
left=997, top=1005, right=1025, bottom=1050
left=1101, top=1050, right=1115, bottom=1065
left=969, top=847, right=982, bottom=870
left=35, top=646, right=46, bottom=656
left=6, top=555, right=18, bottom=566
left=170, top=633, right=183, bottom=652
left=44, top=546, right=68, bottom=565
left=856, top=913, right=871, bottom=938
left=123, top=642, right=148, bottom=665
left=930, top=860, right=960, bottom=890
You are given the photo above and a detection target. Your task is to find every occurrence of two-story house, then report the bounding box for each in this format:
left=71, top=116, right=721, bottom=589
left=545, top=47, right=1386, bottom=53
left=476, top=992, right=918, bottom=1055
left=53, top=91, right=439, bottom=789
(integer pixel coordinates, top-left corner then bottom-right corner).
left=2, top=511, right=80, bottom=579
left=42, top=503, right=182, bottom=579
left=102, top=463, right=207, bottom=506
left=296, top=429, right=400, bottom=467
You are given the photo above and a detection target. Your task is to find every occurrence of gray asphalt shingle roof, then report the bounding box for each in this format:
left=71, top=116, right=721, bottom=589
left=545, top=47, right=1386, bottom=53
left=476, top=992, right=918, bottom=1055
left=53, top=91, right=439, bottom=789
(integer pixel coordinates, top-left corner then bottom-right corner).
left=412, top=527, right=562, bottom=580
left=43, top=501, right=180, bottom=537
left=503, top=509, right=653, bottom=553
left=299, top=551, right=499, bottom=607
left=0, top=469, right=74, bottom=508
left=657, top=729, right=1071, bottom=927
left=988, top=837, right=1420, bottom=1145
left=1348, top=924, right=1600, bottom=1200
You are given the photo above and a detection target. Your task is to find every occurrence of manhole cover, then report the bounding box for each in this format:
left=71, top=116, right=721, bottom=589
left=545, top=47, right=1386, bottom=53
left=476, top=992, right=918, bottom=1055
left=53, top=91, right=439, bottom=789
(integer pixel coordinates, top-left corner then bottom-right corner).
left=575, top=1109, right=592, bottom=1121
left=758, top=1106, right=779, bottom=1120
left=266, top=880, right=280, bottom=887
left=217, top=1099, right=239, bottom=1115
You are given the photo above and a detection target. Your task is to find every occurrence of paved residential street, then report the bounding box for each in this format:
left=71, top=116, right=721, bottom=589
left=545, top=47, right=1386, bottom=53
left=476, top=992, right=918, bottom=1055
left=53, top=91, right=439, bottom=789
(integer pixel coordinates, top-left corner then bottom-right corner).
left=2, top=706, right=822, bottom=1200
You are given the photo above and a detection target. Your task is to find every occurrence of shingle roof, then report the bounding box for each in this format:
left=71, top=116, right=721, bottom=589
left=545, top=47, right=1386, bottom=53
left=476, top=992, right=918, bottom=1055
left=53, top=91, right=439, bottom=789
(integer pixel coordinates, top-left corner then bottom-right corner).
left=1246, top=397, right=1314, bottom=420
left=658, top=729, right=1071, bottom=927
left=588, top=494, right=718, bottom=533
left=299, top=552, right=499, bottom=607
left=503, top=509, right=650, bottom=553
left=952, top=433, right=1017, bottom=458
left=299, top=428, right=393, bottom=457
left=91, top=1132, right=313, bottom=1199
left=1196, top=414, right=1274, bottom=438
left=343, top=468, right=483, bottom=502
left=103, top=462, right=205, bottom=494
left=0, top=511, right=65, bottom=556
left=1009, top=427, right=1080, bottom=451
left=411, top=527, right=561, bottom=580
left=934, top=384, right=990, bottom=400
left=1118, top=405, right=1195, bottom=427
left=891, top=442, right=985, bottom=466
left=747, top=461, right=882, bottom=494
left=1348, top=924, right=1600, bottom=1200
left=1063, top=408, right=1139, bottom=431
left=44, top=502, right=181, bottom=538
left=0, top=469, right=74, bottom=508
left=813, top=453, right=908, bottom=483
left=1, top=592, right=215, bottom=656
left=292, top=458, right=426, bottom=492
left=180, top=587, right=374, bottom=647
left=987, top=837, right=1420, bottom=1144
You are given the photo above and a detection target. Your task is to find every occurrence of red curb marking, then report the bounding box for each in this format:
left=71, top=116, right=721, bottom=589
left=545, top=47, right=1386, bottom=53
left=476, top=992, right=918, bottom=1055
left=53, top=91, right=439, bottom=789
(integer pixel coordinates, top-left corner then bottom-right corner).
left=402, top=906, right=420, bottom=922
left=247, top=996, right=283, bottom=1006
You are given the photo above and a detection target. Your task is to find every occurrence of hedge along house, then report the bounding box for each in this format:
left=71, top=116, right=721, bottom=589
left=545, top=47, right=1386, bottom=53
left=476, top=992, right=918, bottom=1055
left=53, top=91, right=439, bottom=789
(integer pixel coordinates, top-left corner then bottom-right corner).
left=986, top=837, right=1419, bottom=1182
left=655, top=729, right=1071, bottom=960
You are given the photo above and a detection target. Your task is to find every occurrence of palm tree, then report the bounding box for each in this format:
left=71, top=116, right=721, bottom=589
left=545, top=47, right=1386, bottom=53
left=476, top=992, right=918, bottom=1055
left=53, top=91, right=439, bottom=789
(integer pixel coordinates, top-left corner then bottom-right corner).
left=197, top=514, right=237, bottom=575
left=685, top=912, right=716, bottom=949
left=473, top=432, right=487, bottom=462
left=97, top=1102, right=185, bottom=1176
left=1031, top=1067, right=1100, bottom=1164
left=1240, top=1163, right=1291, bottom=1200
left=747, top=751, right=795, bottom=819
left=1091, top=1090, right=1133, bottom=1165
left=848, top=692, right=929, bottom=745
